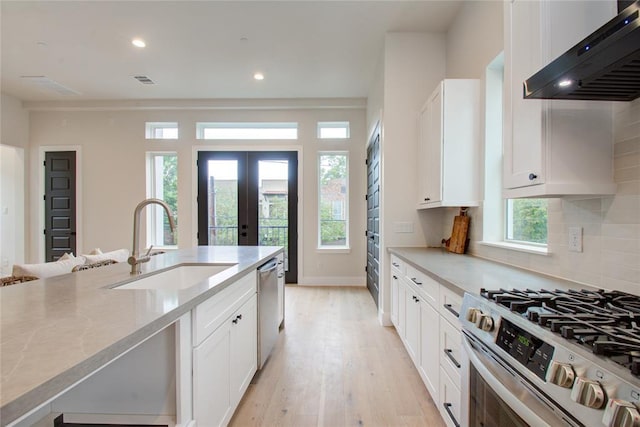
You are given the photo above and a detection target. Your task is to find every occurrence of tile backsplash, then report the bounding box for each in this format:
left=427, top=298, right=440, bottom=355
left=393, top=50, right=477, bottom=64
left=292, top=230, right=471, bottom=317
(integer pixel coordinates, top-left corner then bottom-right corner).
left=461, top=99, right=640, bottom=293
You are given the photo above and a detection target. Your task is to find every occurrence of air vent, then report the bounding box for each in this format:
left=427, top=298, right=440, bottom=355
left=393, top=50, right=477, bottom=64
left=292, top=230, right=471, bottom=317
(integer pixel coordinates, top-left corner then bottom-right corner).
left=20, top=76, right=80, bottom=96
left=134, top=75, right=155, bottom=85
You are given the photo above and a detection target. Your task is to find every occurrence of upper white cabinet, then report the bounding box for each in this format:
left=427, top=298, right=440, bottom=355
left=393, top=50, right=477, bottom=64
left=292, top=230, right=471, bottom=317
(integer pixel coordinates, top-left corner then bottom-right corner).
left=418, top=79, right=481, bottom=209
left=503, top=0, right=617, bottom=198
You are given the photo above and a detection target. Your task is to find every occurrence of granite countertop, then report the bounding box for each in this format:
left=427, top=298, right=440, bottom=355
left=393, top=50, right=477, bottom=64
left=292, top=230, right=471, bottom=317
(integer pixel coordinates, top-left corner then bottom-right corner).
left=0, top=246, right=282, bottom=426
left=388, top=247, right=595, bottom=296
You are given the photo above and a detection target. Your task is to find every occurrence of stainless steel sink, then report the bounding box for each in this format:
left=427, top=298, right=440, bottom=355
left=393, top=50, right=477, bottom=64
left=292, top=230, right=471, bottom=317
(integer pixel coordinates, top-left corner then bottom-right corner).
left=111, top=264, right=236, bottom=291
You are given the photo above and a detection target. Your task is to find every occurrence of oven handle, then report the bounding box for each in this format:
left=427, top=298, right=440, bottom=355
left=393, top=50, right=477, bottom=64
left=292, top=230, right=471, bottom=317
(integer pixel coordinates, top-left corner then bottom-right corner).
left=462, top=334, right=554, bottom=427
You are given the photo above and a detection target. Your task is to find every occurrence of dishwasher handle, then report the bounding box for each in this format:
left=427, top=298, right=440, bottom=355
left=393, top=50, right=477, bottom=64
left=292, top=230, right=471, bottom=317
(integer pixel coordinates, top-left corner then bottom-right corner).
left=258, top=258, right=278, bottom=273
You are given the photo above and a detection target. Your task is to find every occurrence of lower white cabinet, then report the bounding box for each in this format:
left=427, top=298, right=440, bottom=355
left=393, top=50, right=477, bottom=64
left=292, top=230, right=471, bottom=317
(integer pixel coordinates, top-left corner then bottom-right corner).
left=277, top=253, right=285, bottom=327
left=419, top=298, right=440, bottom=402
left=193, top=291, right=257, bottom=427
left=390, top=254, right=463, bottom=427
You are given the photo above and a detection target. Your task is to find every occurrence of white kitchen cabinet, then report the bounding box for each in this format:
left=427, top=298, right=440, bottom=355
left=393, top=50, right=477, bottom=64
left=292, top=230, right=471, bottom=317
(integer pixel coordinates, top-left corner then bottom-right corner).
left=418, top=79, right=481, bottom=209
left=194, top=293, right=257, bottom=427
left=419, top=298, right=440, bottom=402
left=391, top=267, right=401, bottom=327
left=503, top=0, right=617, bottom=198
left=404, top=282, right=421, bottom=364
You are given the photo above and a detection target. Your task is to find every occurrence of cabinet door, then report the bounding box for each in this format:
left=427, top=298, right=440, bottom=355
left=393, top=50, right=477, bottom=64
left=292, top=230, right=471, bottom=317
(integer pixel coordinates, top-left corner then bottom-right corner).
left=405, top=285, right=421, bottom=364
left=425, top=85, right=443, bottom=204
left=419, top=299, right=439, bottom=402
left=193, top=321, right=232, bottom=427
left=391, top=269, right=400, bottom=326
left=230, top=294, right=258, bottom=407
left=503, top=0, right=544, bottom=190
left=397, top=277, right=407, bottom=338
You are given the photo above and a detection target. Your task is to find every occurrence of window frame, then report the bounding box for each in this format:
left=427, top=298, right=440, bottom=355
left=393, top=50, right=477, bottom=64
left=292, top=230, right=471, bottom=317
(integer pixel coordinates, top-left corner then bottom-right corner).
left=145, top=122, right=179, bottom=140
left=317, top=121, right=350, bottom=139
left=317, top=151, right=350, bottom=251
left=146, top=152, right=178, bottom=249
left=196, top=122, right=298, bottom=140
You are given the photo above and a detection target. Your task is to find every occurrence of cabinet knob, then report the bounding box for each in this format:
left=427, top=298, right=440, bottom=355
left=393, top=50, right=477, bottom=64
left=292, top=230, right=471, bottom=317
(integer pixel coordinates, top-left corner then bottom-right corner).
left=425, top=197, right=431, bottom=201
left=529, top=173, right=538, bottom=181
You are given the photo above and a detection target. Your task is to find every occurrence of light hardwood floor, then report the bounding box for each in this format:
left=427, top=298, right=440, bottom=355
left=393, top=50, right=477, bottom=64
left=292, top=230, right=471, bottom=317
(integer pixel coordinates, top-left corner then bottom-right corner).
left=230, top=285, right=445, bottom=427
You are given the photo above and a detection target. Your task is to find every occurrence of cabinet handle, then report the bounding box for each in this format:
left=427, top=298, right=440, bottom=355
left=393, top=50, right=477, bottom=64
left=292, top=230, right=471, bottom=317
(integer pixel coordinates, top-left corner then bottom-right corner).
left=443, top=403, right=461, bottom=427
left=278, top=274, right=284, bottom=278
left=443, top=348, right=461, bottom=368
left=392, top=262, right=400, bottom=268
left=232, top=314, right=242, bottom=324
left=425, top=197, right=431, bottom=201
left=528, top=173, right=538, bottom=181
left=443, top=303, right=459, bottom=318
left=393, top=275, right=398, bottom=280
left=411, top=278, right=422, bottom=286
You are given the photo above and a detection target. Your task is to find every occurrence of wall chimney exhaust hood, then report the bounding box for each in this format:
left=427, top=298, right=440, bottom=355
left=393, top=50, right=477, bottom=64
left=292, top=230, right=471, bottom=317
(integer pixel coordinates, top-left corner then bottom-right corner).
left=524, top=0, right=640, bottom=101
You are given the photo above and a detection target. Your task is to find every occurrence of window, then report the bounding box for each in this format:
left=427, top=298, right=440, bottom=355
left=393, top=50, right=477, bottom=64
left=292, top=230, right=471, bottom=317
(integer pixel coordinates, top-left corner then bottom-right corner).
left=482, top=53, right=548, bottom=252
left=145, top=122, right=178, bottom=139
left=506, top=199, right=548, bottom=244
left=196, top=122, right=298, bottom=140
left=318, top=152, right=348, bottom=248
left=147, top=153, right=178, bottom=247
left=317, top=121, right=350, bottom=139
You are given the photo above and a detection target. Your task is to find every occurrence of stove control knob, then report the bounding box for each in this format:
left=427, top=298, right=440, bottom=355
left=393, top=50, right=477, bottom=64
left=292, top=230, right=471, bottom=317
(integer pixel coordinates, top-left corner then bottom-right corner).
left=570, top=378, right=606, bottom=409
left=466, top=308, right=482, bottom=324
left=602, top=399, right=640, bottom=427
left=476, top=314, right=495, bottom=332
left=547, top=361, right=575, bottom=388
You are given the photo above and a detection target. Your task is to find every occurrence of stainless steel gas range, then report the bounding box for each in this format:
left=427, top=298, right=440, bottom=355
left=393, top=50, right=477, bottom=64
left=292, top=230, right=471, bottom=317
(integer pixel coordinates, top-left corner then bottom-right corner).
left=460, top=288, right=640, bottom=427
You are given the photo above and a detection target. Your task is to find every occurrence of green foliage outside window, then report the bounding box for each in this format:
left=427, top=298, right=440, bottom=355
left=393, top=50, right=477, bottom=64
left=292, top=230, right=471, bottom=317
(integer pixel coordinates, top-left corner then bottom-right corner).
left=507, top=199, right=547, bottom=244
left=319, top=154, right=347, bottom=246
left=162, top=155, right=178, bottom=245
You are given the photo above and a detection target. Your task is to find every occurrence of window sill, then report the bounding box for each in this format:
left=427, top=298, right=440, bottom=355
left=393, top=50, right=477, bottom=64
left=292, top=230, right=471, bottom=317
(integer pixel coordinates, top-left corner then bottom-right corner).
left=316, top=247, right=351, bottom=254
left=479, top=241, right=550, bottom=256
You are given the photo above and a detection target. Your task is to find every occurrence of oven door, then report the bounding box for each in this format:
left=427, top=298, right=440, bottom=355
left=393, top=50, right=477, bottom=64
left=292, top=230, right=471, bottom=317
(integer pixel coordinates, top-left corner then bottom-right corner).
left=461, top=331, right=577, bottom=427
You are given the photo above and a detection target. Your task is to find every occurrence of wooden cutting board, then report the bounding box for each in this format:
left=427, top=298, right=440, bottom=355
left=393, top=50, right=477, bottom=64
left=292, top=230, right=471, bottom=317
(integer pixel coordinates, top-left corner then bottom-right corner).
left=448, top=211, right=470, bottom=254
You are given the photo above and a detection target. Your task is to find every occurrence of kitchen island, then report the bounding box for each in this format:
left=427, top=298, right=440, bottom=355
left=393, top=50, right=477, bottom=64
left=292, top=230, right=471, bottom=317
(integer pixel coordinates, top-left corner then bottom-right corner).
left=0, top=246, right=282, bottom=427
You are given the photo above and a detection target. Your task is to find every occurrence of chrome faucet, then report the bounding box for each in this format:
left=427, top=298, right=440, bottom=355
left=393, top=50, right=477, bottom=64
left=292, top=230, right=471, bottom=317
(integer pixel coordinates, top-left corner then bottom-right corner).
left=128, top=198, right=176, bottom=275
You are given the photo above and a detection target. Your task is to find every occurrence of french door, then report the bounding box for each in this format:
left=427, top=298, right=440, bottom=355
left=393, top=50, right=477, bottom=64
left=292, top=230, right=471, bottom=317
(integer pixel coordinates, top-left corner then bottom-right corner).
left=197, top=151, right=298, bottom=283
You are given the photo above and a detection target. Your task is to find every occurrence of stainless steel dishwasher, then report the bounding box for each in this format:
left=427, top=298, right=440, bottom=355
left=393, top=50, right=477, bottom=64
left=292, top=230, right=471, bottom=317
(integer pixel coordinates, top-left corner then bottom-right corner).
left=257, top=257, right=279, bottom=369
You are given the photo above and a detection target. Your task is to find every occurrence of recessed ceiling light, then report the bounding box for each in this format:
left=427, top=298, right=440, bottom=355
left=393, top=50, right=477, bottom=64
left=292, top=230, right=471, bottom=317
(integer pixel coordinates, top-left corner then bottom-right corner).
left=558, top=79, right=573, bottom=87
left=254, top=72, right=264, bottom=81
left=132, top=38, right=146, bottom=48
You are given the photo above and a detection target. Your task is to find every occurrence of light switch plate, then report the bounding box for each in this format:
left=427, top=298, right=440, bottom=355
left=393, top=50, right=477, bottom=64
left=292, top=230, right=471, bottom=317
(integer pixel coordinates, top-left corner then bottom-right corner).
left=568, top=227, right=583, bottom=252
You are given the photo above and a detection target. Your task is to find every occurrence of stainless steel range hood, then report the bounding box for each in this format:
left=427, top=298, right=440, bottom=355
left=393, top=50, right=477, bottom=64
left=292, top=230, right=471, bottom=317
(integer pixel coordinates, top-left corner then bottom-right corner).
left=524, top=0, right=640, bottom=102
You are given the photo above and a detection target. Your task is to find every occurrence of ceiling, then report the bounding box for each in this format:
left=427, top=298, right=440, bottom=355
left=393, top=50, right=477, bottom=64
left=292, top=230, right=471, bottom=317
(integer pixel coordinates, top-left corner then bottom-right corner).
left=1, top=1, right=463, bottom=102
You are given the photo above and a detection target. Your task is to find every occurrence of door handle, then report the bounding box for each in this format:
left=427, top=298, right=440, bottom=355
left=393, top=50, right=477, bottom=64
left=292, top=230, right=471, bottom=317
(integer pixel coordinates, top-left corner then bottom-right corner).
left=241, top=232, right=247, bottom=237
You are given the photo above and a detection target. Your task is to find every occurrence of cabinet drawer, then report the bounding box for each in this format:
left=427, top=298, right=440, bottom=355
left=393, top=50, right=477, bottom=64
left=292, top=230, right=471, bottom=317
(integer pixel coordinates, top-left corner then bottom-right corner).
left=439, top=368, right=462, bottom=427
left=193, top=270, right=257, bottom=347
left=405, top=264, right=438, bottom=307
left=439, top=318, right=462, bottom=389
left=439, top=286, right=462, bottom=329
left=390, top=254, right=405, bottom=275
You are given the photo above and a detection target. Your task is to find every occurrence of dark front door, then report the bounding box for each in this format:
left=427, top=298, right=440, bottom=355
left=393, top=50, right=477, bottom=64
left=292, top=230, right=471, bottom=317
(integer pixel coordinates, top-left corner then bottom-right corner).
left=366, top=126, right=381, bottom=306
left=197, top=151, right=298, bottom=283
left=44, top=151, right=77, bottom=261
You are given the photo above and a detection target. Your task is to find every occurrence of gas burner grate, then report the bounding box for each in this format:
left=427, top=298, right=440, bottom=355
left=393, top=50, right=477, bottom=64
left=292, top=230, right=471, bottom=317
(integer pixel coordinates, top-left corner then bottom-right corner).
left=480, top=287, right=640, bottom=376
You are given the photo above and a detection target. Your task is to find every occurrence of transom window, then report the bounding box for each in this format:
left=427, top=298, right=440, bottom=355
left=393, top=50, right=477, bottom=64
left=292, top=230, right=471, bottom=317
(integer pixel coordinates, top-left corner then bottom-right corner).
left=145, top=122, right=178, bottom=139
left=196, top=122, right=298, bottom=140
left=317, top=121, right=350, bottom=139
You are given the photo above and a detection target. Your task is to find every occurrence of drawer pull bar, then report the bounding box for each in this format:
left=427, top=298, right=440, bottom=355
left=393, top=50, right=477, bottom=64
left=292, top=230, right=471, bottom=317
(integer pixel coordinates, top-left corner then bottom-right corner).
left=411, top=278, right=422, bottom=285
left=443, top=403, right=460, bottom=427
left=443, top=348, right=461, bottom=368
left=392, top=262, right=400, bottom=268
left=443, top=303, right=459, bottom=318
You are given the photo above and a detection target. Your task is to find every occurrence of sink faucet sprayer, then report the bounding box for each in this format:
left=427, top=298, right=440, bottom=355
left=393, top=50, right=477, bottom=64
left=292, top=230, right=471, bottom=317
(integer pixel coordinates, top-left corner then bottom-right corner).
left=128, top=198, right=176, bottom=275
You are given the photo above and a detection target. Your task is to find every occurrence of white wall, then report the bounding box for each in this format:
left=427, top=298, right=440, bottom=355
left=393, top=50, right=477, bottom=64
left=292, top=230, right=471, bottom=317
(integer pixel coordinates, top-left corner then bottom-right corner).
left=26, top=100, right=367, bottom=285
left=371, top=32, right=446, bottom=324
left=1, top=93, right=30, bottom=272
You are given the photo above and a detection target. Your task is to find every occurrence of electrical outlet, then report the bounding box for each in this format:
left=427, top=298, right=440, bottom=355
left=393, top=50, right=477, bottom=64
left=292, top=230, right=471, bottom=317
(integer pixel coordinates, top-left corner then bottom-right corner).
left=568, top=227, right=583, bottom=252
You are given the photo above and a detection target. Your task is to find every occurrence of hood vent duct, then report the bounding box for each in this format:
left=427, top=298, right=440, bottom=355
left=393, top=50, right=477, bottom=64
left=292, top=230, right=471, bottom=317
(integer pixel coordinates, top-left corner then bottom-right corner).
left=524, top=0, right=640, bottom=102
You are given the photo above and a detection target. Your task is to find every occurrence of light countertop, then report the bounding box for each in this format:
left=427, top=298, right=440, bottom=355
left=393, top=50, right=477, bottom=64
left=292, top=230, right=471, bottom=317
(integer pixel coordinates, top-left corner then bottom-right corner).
left=388, top=247, right=596, bottom=296
left=0, top=246, right=282, bottom=425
